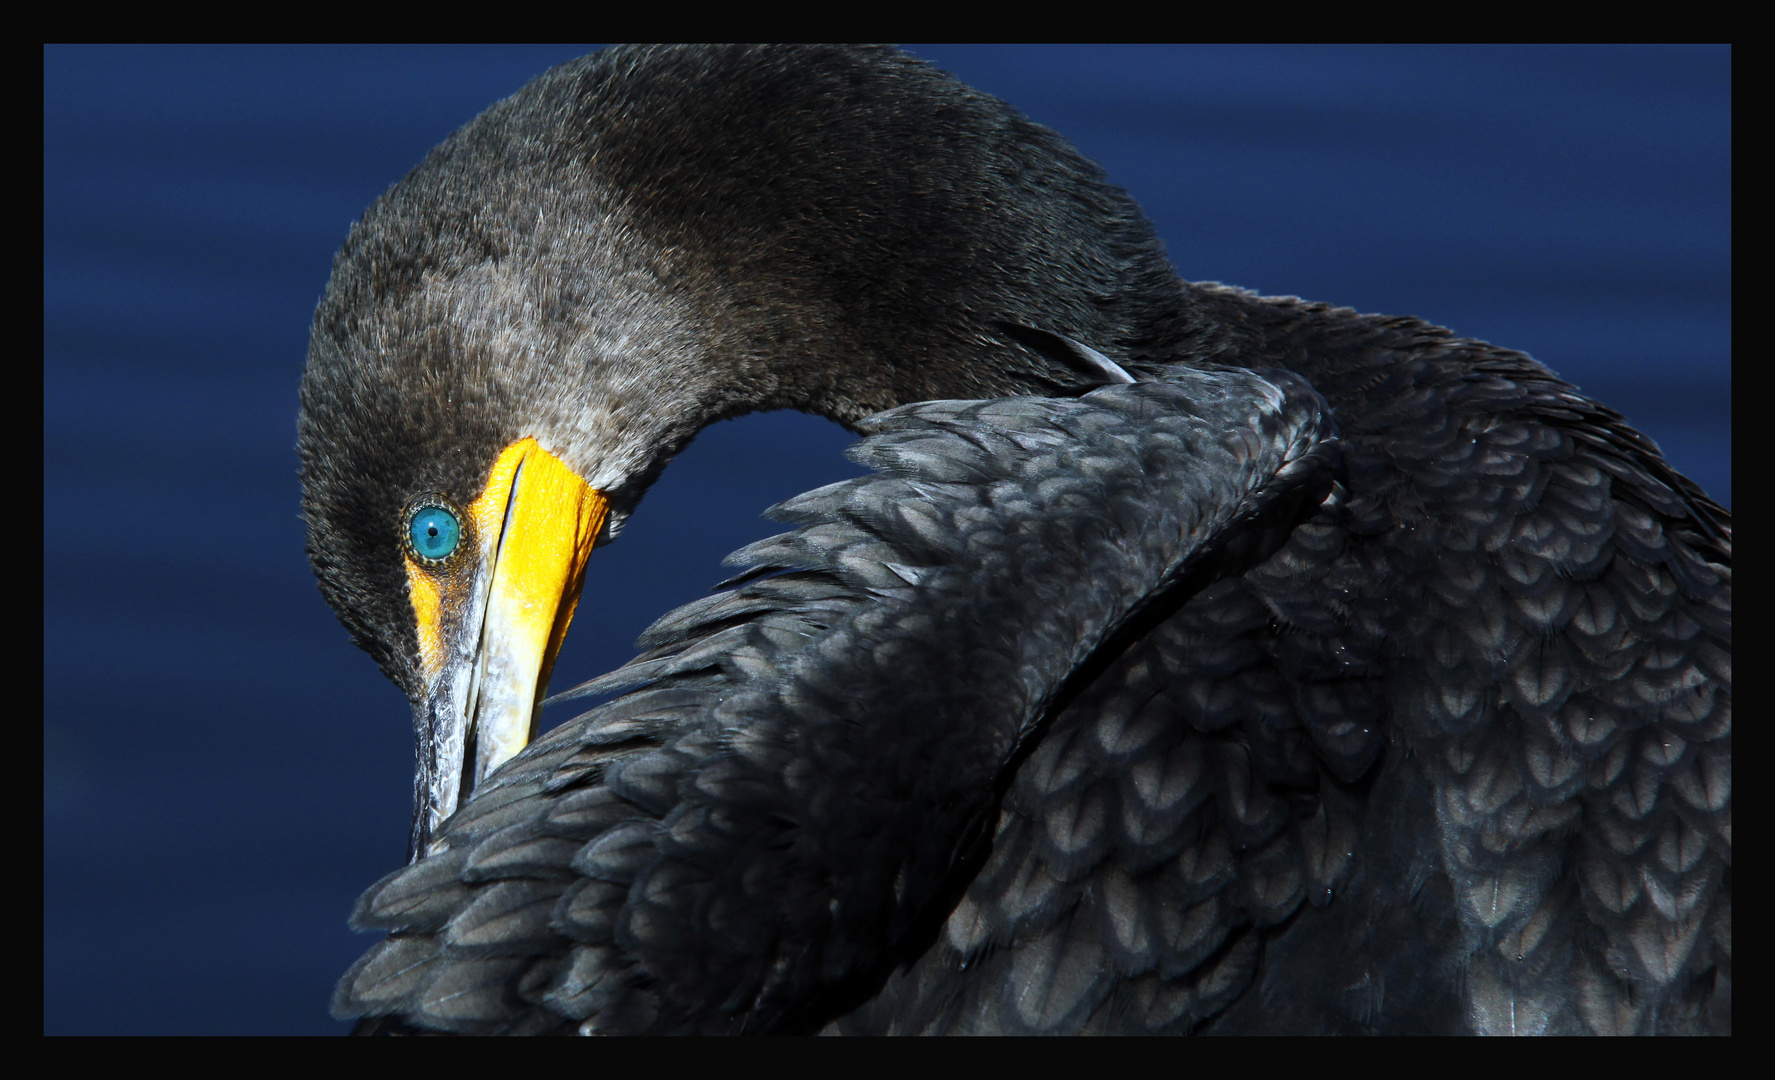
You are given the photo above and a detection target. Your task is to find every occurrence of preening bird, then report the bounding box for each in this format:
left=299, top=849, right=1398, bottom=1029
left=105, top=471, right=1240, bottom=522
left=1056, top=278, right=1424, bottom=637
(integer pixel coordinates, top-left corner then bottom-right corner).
left=300, top=45, right=1731, bottom=1035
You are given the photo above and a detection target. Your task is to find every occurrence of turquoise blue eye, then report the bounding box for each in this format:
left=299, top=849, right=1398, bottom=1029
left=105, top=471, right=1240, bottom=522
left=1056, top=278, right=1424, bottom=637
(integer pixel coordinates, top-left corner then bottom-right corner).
left=408, top=505, right=461, bottom=562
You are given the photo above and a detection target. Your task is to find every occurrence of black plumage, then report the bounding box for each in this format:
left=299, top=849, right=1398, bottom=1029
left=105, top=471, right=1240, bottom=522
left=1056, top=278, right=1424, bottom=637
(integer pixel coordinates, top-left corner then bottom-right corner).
left=302, top=45, right=1730, bottom=1035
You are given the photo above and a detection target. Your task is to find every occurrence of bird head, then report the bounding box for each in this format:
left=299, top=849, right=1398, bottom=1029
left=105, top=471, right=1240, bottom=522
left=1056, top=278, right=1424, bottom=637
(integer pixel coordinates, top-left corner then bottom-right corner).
left=298, top=44, right=1189, bottom=861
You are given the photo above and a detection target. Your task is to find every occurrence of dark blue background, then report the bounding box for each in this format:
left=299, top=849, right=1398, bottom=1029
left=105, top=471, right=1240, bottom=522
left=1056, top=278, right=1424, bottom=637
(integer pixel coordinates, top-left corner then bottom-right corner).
left=44, top=46, right=1730, bottom=1034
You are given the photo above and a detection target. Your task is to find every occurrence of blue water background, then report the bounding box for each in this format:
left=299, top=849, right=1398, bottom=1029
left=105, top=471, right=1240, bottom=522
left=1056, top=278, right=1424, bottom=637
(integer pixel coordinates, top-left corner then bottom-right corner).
left=43, top=45, right=1730, bottom=1034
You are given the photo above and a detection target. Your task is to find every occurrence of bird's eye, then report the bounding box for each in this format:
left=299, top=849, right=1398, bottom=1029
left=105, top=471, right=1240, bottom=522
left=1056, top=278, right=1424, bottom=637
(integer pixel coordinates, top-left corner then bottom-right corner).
left=407, top=504, right=462, bottom=564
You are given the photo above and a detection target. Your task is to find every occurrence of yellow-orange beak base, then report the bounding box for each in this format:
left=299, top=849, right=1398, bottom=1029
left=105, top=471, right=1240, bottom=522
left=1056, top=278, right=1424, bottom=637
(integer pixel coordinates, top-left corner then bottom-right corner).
left=401, top=438, right=606, bottom=857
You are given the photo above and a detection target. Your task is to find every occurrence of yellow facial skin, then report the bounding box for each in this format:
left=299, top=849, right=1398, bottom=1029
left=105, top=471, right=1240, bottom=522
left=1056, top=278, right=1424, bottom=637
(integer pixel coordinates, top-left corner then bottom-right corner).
left=402, top=438, right=608, bottom=849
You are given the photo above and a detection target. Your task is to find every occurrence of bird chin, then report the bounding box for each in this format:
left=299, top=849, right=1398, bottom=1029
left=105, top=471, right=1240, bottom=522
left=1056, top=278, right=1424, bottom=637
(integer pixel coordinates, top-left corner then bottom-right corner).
left=408, top=556, right=550, bottom=862
left=407, top=594, right=487, bottom=863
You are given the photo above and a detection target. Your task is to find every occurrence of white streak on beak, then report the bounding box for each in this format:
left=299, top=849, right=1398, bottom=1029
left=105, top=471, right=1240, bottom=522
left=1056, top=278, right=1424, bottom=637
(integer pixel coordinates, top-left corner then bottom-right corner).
left=469, top=457, right=545, bottom=792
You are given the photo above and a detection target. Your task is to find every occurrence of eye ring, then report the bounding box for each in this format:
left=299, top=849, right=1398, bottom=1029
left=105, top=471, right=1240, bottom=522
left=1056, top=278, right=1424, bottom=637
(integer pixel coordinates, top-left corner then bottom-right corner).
left=402, top=497, right=466, bottom=567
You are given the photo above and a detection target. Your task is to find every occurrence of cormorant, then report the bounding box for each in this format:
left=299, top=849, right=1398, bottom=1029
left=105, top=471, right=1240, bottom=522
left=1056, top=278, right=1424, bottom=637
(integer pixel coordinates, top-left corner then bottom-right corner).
left=300, top=45, right=1731, bottom=1035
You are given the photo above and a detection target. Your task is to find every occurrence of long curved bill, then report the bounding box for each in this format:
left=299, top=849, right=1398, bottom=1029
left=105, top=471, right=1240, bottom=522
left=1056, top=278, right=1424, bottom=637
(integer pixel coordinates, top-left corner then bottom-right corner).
left=403, top=438, right=607, bottom=860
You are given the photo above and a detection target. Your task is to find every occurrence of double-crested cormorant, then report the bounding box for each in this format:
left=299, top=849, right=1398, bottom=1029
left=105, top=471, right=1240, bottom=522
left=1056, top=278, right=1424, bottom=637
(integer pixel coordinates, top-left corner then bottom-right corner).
left=300, top=46, right=1731, bottom=1035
